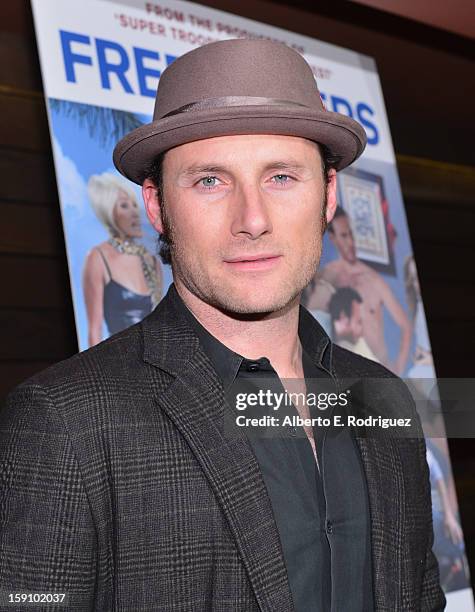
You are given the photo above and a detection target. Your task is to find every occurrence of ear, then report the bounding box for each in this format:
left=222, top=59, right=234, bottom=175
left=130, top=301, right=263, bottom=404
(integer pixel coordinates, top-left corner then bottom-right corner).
left=142, top=178, right=164, bottom=233
left=324, top=168, right=337, bottom=226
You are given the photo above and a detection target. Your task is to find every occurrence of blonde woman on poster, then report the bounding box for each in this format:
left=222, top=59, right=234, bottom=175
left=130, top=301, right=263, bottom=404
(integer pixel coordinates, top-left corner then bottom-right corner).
left=83, top=173, right=162, bottom=346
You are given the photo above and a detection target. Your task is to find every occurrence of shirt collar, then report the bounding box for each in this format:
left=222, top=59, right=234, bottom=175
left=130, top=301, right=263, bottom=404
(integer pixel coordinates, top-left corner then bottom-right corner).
left=168, top=283, right=332, bottom=390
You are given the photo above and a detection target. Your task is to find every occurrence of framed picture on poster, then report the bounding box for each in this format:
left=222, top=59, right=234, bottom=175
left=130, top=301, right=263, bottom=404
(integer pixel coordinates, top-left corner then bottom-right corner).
left=337, top=167, right=397, bottom=276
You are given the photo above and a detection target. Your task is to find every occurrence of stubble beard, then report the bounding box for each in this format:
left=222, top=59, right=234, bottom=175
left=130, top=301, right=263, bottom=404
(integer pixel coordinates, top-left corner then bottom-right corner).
left=159, top=193, right=328, bottom=317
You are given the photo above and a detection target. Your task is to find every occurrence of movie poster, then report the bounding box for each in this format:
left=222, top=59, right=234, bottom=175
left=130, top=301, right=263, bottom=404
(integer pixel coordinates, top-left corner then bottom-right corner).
left=31, top=0, right=472, bottom=606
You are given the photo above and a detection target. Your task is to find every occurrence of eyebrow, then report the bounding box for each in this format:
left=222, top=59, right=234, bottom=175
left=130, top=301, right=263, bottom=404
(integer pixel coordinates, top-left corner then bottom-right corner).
left=178, top=160, right=310, bottom=178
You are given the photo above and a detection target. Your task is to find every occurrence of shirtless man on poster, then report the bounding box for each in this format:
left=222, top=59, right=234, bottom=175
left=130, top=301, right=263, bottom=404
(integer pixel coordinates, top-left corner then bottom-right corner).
left=310, top=206, right=411, bottom=375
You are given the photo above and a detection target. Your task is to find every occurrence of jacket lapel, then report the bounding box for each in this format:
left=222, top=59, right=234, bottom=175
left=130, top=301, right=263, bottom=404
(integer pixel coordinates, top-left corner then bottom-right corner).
left=141, top=287, right=294, bottom=612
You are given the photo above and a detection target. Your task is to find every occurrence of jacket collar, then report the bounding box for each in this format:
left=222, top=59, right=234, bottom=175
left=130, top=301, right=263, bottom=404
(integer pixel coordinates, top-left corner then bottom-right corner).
left=141, top=283, right=200, bottom=376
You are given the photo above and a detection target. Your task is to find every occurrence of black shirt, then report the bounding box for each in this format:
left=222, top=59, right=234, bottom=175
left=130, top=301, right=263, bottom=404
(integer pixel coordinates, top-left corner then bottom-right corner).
left=172, top=287, right=374, bottom=611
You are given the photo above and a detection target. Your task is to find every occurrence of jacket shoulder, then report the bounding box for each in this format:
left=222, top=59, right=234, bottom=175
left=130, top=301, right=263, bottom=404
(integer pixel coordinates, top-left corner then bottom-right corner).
left=4, top=322, right=148, bottom=407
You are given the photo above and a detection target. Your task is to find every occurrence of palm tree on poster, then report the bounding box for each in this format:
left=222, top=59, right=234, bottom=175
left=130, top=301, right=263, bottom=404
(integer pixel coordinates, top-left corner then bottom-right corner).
left=49, top=99, right=144, bottom=149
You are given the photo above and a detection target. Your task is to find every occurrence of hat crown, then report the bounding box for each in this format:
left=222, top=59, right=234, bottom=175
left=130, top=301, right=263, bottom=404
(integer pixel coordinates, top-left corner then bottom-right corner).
left=113, top=38, right=367, bottom=184
left=153, top=39, right=323, bottom=119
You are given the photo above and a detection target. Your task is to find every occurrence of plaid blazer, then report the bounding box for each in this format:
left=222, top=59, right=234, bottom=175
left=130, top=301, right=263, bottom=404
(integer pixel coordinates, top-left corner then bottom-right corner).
left=0, top=286, right=445, bottom=611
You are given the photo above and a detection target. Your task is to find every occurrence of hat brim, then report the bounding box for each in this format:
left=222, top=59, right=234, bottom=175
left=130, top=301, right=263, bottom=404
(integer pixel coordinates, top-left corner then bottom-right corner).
left=113, top=105, right=367, bottom=185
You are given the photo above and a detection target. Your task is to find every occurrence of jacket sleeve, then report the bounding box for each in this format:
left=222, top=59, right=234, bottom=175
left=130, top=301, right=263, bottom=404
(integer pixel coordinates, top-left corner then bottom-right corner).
left=0, top=383, right=97, bottom=611
left=418, top=434, right=447, bottom=612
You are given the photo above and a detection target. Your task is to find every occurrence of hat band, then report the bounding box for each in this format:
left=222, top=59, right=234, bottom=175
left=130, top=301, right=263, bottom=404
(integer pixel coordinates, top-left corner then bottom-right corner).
left=161, top=96, right=311, bottom=118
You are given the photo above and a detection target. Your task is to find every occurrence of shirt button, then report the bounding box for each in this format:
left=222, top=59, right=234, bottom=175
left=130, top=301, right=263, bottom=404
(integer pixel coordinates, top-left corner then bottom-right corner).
left=247, top=363, right=260, bottom=372
left=326, top=520, right=333, bottom=534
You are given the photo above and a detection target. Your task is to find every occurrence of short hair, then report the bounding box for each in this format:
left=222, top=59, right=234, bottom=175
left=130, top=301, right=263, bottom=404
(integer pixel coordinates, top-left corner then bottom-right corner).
left=145, top=142, right=341, bottom=265
left=146, top=152, right=169, bottom=264
left=328, top=286, right=362, bottom=322
left=327, top=205, right=348, bottom=234
left=319, top=143, right=342, bottom=186
left=88, top=172, right=137, bottom=235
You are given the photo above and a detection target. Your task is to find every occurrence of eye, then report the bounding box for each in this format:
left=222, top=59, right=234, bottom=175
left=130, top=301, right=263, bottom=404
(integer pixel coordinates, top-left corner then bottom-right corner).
left=198, top=176, right=221, bottom=190
left=271, top=174, right=293, bottom=186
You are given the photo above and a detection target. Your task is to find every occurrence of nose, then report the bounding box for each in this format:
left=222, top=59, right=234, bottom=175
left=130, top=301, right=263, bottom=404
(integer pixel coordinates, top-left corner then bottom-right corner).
left=229, top=183, right=273, bottom=239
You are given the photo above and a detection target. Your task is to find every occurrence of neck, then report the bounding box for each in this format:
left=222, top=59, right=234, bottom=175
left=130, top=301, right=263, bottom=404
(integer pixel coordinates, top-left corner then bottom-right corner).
left=175, top=280, right=304, bottom=379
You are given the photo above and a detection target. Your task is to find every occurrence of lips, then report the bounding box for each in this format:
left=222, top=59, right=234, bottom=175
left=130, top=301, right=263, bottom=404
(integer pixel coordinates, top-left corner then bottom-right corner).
left=224, top=254, right=282, bottom=271
left=225, top=254, right=280, bottom=263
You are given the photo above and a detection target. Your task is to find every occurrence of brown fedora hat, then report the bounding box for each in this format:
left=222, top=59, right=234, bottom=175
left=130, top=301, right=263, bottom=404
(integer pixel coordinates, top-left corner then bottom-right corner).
left=113, top=39, right=367, bottom=184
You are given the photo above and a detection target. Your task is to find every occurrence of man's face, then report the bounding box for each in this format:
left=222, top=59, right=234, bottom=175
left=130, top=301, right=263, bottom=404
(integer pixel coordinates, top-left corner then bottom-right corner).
left=143, top=134, right=336, bottom=315
left=330, top=215, right=356, bottom=263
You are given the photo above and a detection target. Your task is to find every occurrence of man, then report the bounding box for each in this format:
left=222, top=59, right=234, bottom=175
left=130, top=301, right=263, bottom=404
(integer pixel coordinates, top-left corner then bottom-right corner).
left=308, top=206, right=412, bottom=375
left=328, top=286, right=379, bottom=363
left=0, top=40, right=444, bottom=611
